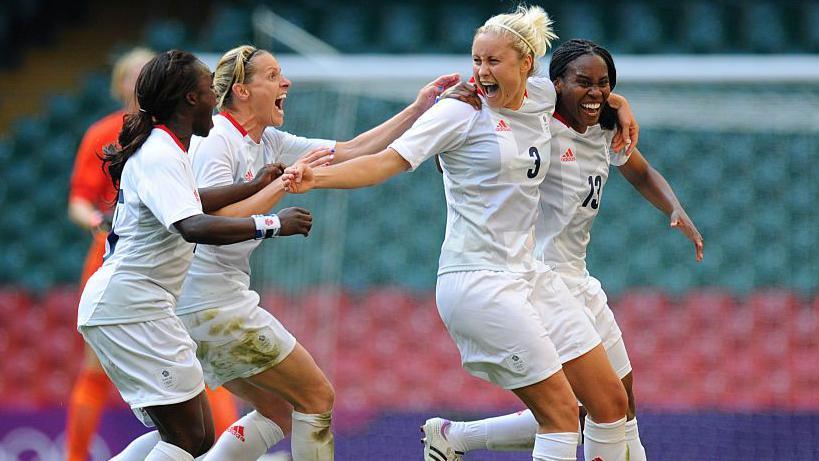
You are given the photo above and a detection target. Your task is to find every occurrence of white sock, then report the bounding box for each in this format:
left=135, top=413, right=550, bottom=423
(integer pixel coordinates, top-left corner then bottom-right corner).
left=111, top=431, right=162, bottom=460
left=583, top=416, right=627, bottom=461
left=625, top=418, right=647, bottom=461
left=532, top=432, right=577, bottom=461
left=202, top=411, right=285, bottom=460
left=291, top=410, right=334, bottom=460
left=145, top=441, right=194, bottom=461
left=447, top=410, right=539, bottom=452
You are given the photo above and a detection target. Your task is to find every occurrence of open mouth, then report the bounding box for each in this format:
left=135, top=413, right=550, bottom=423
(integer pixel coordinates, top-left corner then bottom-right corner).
left=480, top=81, right=499, bottom=98
left=274, top=93, right=287, bottom=113
left=580, top=102, right=601, bottom=118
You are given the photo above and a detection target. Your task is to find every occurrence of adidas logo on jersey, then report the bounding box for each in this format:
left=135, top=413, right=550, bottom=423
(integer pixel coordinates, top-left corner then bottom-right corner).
left=244, top=170, right=255, bottom=182
left=495, top=119, right=512, bottom=132
left=228, top=425, right=246, bottom=442
left=561, top=148, right=576, bottom=162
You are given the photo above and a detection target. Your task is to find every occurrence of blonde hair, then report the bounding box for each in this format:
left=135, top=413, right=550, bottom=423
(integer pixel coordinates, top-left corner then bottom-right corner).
left=476, top=5, right=557, bottom=75
left=110, top=47, right=155, bottom=104
left=213, top=45, right=268, bottom=111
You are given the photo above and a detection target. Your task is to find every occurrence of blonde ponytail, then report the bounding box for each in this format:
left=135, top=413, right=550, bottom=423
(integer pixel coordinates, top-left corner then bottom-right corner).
left=477, top=5, right=557, bottom=74
left=213, top=45, right=266, bottom=111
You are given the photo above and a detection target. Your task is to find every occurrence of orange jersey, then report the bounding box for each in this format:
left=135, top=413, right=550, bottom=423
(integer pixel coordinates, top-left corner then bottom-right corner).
left=69, top=110, right=124, bottom=286
left=69, top=110, right=124, bottom=211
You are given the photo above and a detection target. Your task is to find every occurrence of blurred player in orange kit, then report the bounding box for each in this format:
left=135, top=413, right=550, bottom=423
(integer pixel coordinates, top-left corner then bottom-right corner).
left=65, top=47, right=238, bottom=461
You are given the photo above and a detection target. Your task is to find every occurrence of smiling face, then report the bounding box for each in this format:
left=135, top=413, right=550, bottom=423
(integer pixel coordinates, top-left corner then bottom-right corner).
left=554, top=53, right=611, bottom=133
left=471, top=31, right=532, bottom=110
left=191, top=66, right=217, bottom=137
left=240, top=52, right=291, bottom=128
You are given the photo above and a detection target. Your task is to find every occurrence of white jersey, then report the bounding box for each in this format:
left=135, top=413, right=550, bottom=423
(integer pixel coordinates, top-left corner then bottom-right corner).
left=77, top=126, right=203, bottom=326
left=175, top=113, right=335, bottom=315
left=390, top=76, right=556, bottom=275
left=536, top=116, right=630, bottom=288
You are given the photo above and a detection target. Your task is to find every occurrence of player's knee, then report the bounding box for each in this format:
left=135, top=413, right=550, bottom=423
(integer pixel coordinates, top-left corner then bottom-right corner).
left=166, top=422, right=213, bottom=457
left=532, top=396, right=579, bottom=433
left=297, top=378, right=335, bottom=414
left=591, top=380, right=628, bottom=423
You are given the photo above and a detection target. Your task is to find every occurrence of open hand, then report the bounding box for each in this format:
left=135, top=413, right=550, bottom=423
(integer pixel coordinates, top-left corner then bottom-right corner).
left=670, top=208, right=704, bottom=262
left=297, top=147, right=335, bottom=169
left=414, top=73, right=461, bottom=112
left=278, top=207, right=312, bottom=237
left=441, top=80, right=481, bottom=110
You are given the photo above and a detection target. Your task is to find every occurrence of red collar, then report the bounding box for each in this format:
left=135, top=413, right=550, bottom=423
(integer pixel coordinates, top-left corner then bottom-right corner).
left=220, top=111, right=248, bottom=137
left=552, top=110, right=571, bottom=127
left=154, top=125, right=187, bottom=152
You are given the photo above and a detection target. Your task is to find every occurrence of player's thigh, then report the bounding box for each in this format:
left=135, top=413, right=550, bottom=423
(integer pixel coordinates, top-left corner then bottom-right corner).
left=578, top=277, right=632, bottom=378
left=561, top=343, right=626, bottom=421
left=241, top=342, right=334, bottom=413
left=436, top=270, right=563, bottom=390
left=82, top=342, right=104, bottom=370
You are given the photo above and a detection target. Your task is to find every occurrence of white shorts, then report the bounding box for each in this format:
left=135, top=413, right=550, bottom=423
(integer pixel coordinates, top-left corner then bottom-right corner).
left=178, top=304, right=297, bottom=389
left=530, top=267, right=602, bottom=364
left=436, top=270, right=563, bottom=390
left=79, top=317, right=205, bottom=427
left=571, top=276, right=632, bottom=378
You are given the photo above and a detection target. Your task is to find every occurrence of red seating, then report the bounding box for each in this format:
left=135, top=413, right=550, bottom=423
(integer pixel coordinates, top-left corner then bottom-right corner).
left=0, top=288, right=31, bottom=325
left=612, top=290, right=671, bottom=330
left=40, top=285, right=80, bottom=327
left=747, top=289, right=800, bottom=327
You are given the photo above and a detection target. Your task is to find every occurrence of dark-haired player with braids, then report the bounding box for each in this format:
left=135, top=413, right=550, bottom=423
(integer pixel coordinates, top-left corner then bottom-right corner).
left=77, top=50, right=312, bottom=461
left=428, top=38, right=703, bottom=461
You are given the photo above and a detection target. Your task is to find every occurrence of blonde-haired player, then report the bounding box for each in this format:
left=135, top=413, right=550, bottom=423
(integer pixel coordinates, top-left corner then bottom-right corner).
left=282, top=6, right=640, bottom=460
left=173, top=45, right=460, bottom=460
left=430, top=38, right=703, bottom=461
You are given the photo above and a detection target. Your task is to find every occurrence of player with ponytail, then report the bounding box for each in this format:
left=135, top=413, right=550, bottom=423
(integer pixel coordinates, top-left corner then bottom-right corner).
left=79, top=50, right=312, bottom=461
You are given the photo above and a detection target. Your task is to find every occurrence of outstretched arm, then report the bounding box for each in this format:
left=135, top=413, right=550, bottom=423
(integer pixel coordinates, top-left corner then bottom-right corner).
left=198, top=163, right=283, bottom=213
left=333, top=74, right=460, bottom=162
left=618, top=148, right=703, bottom=261
left=283, top=148, right=410, bottom=193
left=174, top=207, right=313, bottom=244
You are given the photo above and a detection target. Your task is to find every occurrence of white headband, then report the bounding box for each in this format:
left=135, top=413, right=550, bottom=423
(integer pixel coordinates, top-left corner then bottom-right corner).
left=493, top=24, right=536, bottom=56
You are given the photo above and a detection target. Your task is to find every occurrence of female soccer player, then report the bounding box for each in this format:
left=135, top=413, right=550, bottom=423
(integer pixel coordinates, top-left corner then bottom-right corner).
left=282, top=7, right=641, bottom=461
left=77, top=50, right=311, bottom=461
left=424, top=39, right=704, bottom=461
left=65, top=47, right=238, bottom=461
left=174, top=44, right=460, bottom=460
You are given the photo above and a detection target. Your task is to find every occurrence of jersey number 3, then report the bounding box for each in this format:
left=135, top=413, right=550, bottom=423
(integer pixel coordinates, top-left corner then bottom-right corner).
left=582, top=175, right=602, bottom=209
left=527, top=147, right=541, bottom=178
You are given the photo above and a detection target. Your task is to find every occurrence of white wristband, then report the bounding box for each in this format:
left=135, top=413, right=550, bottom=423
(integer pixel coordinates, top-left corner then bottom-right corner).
left=252, top=214, right=281, bottom=239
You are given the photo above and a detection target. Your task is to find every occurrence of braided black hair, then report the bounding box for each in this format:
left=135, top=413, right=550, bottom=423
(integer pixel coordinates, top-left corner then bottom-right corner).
left=102, top=50, right=205, bottom=186
left=549, top=39, right=618, bottom=130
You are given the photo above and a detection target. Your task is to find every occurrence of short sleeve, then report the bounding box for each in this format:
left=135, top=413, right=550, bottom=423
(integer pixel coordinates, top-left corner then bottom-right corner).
left=605, top=129, right=631, bottom=167
left=138, top=150, right=203, bottom=231
left=388, top=99, right=478, bottom=171
left=264, top=128, right=336, bottom=166
left=190, top=133, right=236, bottom=188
